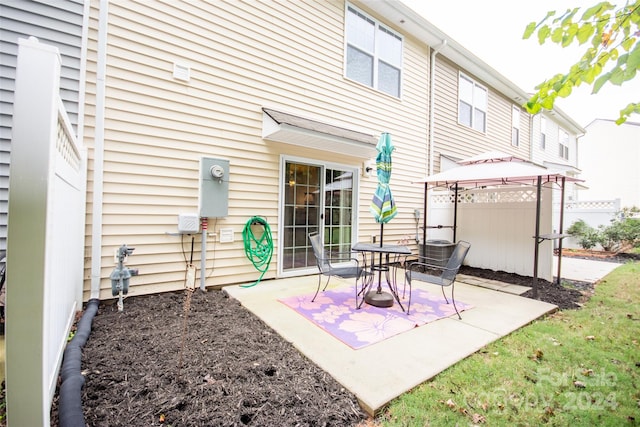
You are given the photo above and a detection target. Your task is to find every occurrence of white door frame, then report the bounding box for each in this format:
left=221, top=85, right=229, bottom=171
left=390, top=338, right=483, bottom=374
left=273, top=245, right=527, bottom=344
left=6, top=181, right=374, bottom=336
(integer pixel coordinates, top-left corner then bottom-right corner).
left=277, top=155, right=360, bottom=278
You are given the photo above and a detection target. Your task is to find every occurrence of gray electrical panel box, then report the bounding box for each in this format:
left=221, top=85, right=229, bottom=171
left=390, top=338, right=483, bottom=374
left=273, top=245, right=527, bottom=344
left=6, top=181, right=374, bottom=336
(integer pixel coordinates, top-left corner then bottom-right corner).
left=199, top=157, right=229, bottom=218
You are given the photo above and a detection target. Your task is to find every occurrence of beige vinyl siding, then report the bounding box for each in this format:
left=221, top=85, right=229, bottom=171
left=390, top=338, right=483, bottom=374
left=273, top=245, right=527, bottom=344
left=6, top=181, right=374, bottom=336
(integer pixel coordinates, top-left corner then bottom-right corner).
left=531, top=113, right=579, bottom=166
left=82, top=0, right=430, bottom=298
left=431, top=56, right=531, bottom=172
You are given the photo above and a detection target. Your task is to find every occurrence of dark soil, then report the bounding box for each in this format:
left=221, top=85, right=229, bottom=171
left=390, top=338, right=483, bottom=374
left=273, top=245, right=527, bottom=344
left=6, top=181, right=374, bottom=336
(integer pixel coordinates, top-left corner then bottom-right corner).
left=45, top=253, right=634, bottom=426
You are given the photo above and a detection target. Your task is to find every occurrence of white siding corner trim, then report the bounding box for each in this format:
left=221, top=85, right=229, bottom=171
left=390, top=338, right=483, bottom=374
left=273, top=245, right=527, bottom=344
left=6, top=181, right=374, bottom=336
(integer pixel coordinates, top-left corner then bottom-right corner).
left=262, top=108, right=377, bottom=158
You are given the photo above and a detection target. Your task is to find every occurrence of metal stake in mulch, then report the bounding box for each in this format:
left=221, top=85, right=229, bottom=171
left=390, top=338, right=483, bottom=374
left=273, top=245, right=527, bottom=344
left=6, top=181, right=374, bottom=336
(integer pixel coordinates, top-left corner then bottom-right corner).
left=177, top=236, right=196, bottom=376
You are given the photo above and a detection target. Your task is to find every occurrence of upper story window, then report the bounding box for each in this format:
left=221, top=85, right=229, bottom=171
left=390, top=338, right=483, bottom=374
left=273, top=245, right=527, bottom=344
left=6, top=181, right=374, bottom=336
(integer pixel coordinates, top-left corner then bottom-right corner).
left=511, top=106, right=520, bottom=147
left=540, top=117, right=547, bottom=149
left=345, top=5, right=402, bottom=98
left=559, top=129, right=569, bottom=160
left=458, top=74, right=487, bottom=132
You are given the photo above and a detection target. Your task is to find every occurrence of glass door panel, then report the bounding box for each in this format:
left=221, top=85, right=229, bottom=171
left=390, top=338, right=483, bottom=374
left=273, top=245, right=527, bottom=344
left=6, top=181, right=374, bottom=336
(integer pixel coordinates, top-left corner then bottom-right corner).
left=281, top=161, right=356, bottom=273
left=324, top=168, right=353, bottom=255
left=282, top=162, right=321, bottom=270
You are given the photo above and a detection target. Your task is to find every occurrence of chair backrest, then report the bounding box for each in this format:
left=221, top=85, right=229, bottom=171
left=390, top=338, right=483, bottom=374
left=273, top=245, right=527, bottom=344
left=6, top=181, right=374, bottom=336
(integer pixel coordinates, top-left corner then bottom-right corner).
left=308, top=232, right=329, bottom=273
left=441, top=240, right=471, bottom=284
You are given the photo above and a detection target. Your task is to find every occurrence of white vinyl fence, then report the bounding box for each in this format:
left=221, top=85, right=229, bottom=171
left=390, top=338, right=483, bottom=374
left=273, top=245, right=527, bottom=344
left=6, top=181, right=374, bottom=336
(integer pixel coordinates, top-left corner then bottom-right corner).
left=6, top=38, right=87, bottom=427
left=427, top=187, right=554, bottom=281
left=554, top=199, right=621, bottom=249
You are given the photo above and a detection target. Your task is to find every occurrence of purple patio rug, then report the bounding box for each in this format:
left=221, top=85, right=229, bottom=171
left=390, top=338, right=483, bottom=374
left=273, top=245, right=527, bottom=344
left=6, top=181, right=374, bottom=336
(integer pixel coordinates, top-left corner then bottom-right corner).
left=278, top=285, right=473, bottom=349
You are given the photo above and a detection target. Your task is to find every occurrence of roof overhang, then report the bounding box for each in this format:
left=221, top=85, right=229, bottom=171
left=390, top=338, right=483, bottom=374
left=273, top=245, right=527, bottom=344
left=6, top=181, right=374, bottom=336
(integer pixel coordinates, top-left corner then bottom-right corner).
left=262, top=108, right=378, bottom=159
left=543, top=160, right=582, bottom=176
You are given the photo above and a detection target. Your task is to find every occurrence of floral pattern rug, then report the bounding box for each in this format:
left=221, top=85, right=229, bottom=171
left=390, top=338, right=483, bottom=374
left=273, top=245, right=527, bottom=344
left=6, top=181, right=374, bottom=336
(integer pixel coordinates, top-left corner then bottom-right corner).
left=279, top=285, right=473, bottom=349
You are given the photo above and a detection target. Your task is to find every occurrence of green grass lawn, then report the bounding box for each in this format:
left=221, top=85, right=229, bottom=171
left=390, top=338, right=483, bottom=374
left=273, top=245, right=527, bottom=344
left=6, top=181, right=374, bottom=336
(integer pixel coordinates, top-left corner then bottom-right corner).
left=378, top=261, right=640, bottom=426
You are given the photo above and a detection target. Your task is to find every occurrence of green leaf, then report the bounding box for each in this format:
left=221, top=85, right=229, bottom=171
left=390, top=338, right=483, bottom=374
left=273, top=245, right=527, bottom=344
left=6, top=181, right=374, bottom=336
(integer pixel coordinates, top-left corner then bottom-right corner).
left=616, top=53, right=629, bottom=68
left=557, top=83, right=573, bottom=97
left=609, top=67, right=625, bottom=85
left=551, top=27, right=564, bottom=43
left=576, top=23, right=594, bottom=44
left=627, top=44, right=640, bottom=69
left=621, top=38, right=635, bottom=52
left=541, top=96, right=555, bottom=110
left=561, top=8, right=580, bottom=25
left=592, top=72, right=610, bottom=93
left=597, top=51, right=611, bottom=67
left=537, top=25, right=551, bottom=44
left=525, top=101, right=542, bottom=114
left=581, top=3, right=604, bottom=20
left=562, top=25, right=578, bottom=47
left=523, top=22, right=537, bottom=39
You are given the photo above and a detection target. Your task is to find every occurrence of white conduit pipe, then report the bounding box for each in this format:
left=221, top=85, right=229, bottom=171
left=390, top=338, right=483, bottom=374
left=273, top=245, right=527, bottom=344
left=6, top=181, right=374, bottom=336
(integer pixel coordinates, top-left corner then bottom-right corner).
left=428, top=39, right=446, bottom=176
left=90, top=0, right=109, bottom=299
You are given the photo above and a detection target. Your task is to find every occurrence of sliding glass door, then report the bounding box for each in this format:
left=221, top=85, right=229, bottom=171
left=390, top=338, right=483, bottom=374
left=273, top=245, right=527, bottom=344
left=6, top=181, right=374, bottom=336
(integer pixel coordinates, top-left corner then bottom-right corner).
left=281, top=159, right=357, bottom=274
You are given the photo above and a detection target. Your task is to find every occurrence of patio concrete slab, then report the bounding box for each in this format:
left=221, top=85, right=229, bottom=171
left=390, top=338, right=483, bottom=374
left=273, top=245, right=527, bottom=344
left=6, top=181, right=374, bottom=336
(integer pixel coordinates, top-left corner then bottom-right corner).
left=458, top=274, right=531, bottom=295
left=224, top=275, right=556, bottom=416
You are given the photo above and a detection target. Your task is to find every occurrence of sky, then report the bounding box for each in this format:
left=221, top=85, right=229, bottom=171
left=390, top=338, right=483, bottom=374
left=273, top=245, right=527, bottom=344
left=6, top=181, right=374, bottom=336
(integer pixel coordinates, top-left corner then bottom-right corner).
left=400, top=0, right=640, bottom=128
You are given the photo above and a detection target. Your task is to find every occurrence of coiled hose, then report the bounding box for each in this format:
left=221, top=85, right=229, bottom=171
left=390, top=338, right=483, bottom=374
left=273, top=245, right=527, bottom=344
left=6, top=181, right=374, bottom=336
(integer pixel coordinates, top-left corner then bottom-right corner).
left=241, top=216, right=273, bottom=287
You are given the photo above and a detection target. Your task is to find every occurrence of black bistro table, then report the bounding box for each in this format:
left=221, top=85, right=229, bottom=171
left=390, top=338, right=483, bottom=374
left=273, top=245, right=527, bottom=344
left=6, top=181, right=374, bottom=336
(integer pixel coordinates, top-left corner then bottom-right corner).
left=352, top=242, right=412, bottom=311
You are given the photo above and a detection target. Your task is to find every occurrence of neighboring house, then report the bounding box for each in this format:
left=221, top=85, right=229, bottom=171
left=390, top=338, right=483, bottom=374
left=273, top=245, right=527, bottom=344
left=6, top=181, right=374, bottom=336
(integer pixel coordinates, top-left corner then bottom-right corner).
left=531, top=113, right=584, bottom=201
left=578, top=119, right=640, bottom=209
left=0, top=0, right=88, bottom=252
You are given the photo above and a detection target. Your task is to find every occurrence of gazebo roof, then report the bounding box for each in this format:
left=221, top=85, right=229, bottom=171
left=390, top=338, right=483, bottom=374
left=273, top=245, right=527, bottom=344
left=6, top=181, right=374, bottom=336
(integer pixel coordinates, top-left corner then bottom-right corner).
left=414, top=151, right=584, bottom=188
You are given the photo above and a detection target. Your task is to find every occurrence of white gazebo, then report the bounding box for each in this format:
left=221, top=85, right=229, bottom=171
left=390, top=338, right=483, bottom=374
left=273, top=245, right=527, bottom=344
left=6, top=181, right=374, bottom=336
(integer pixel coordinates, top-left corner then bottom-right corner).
left=414, top=151, right=584, bottom=297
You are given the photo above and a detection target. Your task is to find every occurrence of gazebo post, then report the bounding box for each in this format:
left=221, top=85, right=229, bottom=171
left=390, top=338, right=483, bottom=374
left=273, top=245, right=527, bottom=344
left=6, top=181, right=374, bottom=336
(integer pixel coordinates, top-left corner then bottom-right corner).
left=422, top=183, right=428, bottom=245
left=556, top=176, right=566, bottom=285
left=453, top=184, right=459, bottom=242
left=532, top=175, right=542, bottom=299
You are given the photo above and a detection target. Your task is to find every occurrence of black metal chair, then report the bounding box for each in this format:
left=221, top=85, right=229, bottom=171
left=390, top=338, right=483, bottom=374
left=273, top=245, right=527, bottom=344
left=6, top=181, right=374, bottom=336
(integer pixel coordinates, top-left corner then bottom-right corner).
left=404, top=240, right=471, bottom=318
left=308, top=232, right=369, bottom=303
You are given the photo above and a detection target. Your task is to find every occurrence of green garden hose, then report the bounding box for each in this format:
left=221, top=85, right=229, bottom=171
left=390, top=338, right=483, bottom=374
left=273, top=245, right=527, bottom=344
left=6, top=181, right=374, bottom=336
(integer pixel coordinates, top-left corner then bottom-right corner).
left=241, top=216, right=273, bottom=287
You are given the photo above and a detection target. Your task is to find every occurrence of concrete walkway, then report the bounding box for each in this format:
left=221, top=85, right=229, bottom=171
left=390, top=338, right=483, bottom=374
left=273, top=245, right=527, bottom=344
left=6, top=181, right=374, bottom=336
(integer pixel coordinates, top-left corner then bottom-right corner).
left=225, top=275, right=556, bottom=416
left=554, top=255, right=621, bottom=283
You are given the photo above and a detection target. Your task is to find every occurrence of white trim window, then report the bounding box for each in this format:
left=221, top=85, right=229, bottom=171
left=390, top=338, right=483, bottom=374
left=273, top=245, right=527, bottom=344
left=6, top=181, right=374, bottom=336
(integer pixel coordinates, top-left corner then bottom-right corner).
left=511, top=106, right=520, bottom=147
left=345, top=4, right=402, bottom=98
left=540, top=116, right=547, bottom=150
left=559, top=128, right=569, bottom=160
left=458, top=74, right=487, bottom=132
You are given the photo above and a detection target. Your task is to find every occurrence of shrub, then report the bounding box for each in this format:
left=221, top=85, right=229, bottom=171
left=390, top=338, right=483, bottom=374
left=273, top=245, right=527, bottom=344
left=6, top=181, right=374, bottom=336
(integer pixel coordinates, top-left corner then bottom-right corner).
left=568, top=213, right=640, bottom=252
left=567, top=219, right=599, bottom=250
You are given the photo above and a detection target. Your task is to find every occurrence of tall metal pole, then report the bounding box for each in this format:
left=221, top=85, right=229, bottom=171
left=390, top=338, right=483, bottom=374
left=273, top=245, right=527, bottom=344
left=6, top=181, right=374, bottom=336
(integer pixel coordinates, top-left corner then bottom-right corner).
left=453, top=184, right=459, bottom=242
left=556, top=176, right=566, bottom=285
left=532, top=176, right=542, bottom=299
left=422, top=183, right=428, bottom=245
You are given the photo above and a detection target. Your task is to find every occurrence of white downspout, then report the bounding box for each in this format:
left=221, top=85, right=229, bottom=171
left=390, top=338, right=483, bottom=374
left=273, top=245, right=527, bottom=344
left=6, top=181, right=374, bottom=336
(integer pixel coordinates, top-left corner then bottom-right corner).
left=75, top=0, right=91, bottom=306
left=425, top=40, right=446, bottom=244
left=428, top=40, right=447, bottom=176
left=529, top=114, right=535, bottom=161
left=90, top=0, right=109, bottom=299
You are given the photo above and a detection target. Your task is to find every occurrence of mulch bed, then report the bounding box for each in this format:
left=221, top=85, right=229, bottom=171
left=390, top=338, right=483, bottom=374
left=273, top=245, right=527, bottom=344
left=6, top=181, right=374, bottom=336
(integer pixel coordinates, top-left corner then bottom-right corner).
left=40, top=252, right=635, bottom=426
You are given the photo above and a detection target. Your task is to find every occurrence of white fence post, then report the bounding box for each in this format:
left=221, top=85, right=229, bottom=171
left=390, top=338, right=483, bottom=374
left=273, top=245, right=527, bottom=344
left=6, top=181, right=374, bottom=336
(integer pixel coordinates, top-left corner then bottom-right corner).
left=6, top=37, right=86, bottom=427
